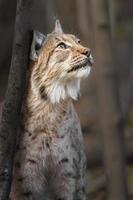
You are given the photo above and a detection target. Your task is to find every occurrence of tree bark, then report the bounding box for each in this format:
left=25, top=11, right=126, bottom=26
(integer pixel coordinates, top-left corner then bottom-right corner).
left=89, top=0, right=129, bottom=199
left=0, top=0, right=32, bottom=199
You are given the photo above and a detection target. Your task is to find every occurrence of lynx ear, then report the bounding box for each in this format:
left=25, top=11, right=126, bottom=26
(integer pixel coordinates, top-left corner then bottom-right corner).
left=30, top=30, right=46, bottom=61
left=53, top=19, right=63, bottom=34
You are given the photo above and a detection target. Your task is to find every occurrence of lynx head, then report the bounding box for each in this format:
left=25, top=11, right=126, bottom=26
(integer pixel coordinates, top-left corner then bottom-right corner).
left=30, top=20, right=93, bottom=103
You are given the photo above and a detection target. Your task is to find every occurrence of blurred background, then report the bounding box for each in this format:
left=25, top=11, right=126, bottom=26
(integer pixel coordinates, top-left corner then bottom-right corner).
left=0, top=0, right=133, bottom=199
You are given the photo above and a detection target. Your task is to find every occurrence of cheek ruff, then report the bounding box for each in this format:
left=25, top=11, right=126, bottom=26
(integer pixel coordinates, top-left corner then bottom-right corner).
left=47, top=79, right=80, bottom=103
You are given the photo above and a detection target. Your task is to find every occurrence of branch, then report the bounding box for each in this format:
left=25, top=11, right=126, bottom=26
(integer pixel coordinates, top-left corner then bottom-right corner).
left=0, top=0, right=32, bottom=199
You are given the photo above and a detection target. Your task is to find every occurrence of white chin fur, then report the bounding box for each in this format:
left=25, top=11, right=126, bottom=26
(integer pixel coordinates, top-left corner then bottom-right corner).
left=76, top=65, right=91, bottom=78
left=48, top=80, right=80, bottom=104
left=47, top=66, right=91, bottom=104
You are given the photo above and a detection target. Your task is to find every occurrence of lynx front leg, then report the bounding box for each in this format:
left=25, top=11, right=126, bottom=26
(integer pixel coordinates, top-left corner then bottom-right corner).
left=75, top=147, right=86, bottom=200
left=75, top=145, right=87, bottom=200
left=60, top=167, right=86, bottom=200
left=76, top=177, right=86, bottom=200
left=55, top=156, right=83, bottom=200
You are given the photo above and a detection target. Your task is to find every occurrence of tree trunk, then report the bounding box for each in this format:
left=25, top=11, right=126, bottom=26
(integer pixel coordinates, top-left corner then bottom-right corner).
left=120, top=62, right=133, bottom=122
left=0, top=0, right=32, bottom=199
left=85, top=139, right=133, bottom=167
left=89, top=0, right=129, bottom=199
left=76, top=0, right=92, bottom=45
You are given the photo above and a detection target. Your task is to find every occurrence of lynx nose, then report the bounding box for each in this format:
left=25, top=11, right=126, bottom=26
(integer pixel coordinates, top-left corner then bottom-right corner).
left=82, top=48, right=91, bottom=57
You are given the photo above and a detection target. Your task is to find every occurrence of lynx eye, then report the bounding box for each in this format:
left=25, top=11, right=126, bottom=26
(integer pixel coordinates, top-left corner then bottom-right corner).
left=57, top=42, right=68, bottom=49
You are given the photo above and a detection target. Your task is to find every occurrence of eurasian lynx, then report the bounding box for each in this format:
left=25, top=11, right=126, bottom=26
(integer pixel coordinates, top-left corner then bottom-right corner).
left=10, top=20, right=93, bottom=200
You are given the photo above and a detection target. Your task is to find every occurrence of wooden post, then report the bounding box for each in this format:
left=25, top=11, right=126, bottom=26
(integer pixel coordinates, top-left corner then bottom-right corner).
left=0, top=0, right=32, bottom=199
left=89, top=0, right=129, bottom=199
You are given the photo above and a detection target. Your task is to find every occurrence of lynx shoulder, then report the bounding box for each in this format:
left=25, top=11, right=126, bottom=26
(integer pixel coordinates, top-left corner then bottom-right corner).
left=10, top=20, right=93, bottom=200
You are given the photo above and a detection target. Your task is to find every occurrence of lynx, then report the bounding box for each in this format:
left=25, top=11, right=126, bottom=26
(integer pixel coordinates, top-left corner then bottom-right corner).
left=10, top=20, right=93, bottom=200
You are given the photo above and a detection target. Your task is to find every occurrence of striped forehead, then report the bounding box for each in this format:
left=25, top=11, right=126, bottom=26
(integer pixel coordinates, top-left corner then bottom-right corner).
left=55, top=34, right=79, bottom=46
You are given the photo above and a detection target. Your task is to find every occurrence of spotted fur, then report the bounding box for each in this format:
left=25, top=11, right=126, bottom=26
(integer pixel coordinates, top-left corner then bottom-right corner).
left=10, top=20, right=93, bottom=200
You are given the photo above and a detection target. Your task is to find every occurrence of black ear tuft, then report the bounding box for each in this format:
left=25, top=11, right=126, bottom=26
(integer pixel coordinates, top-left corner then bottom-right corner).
left=53, top=19, right=63, bottom=34
left=30, top=30, right=46, bottom=61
